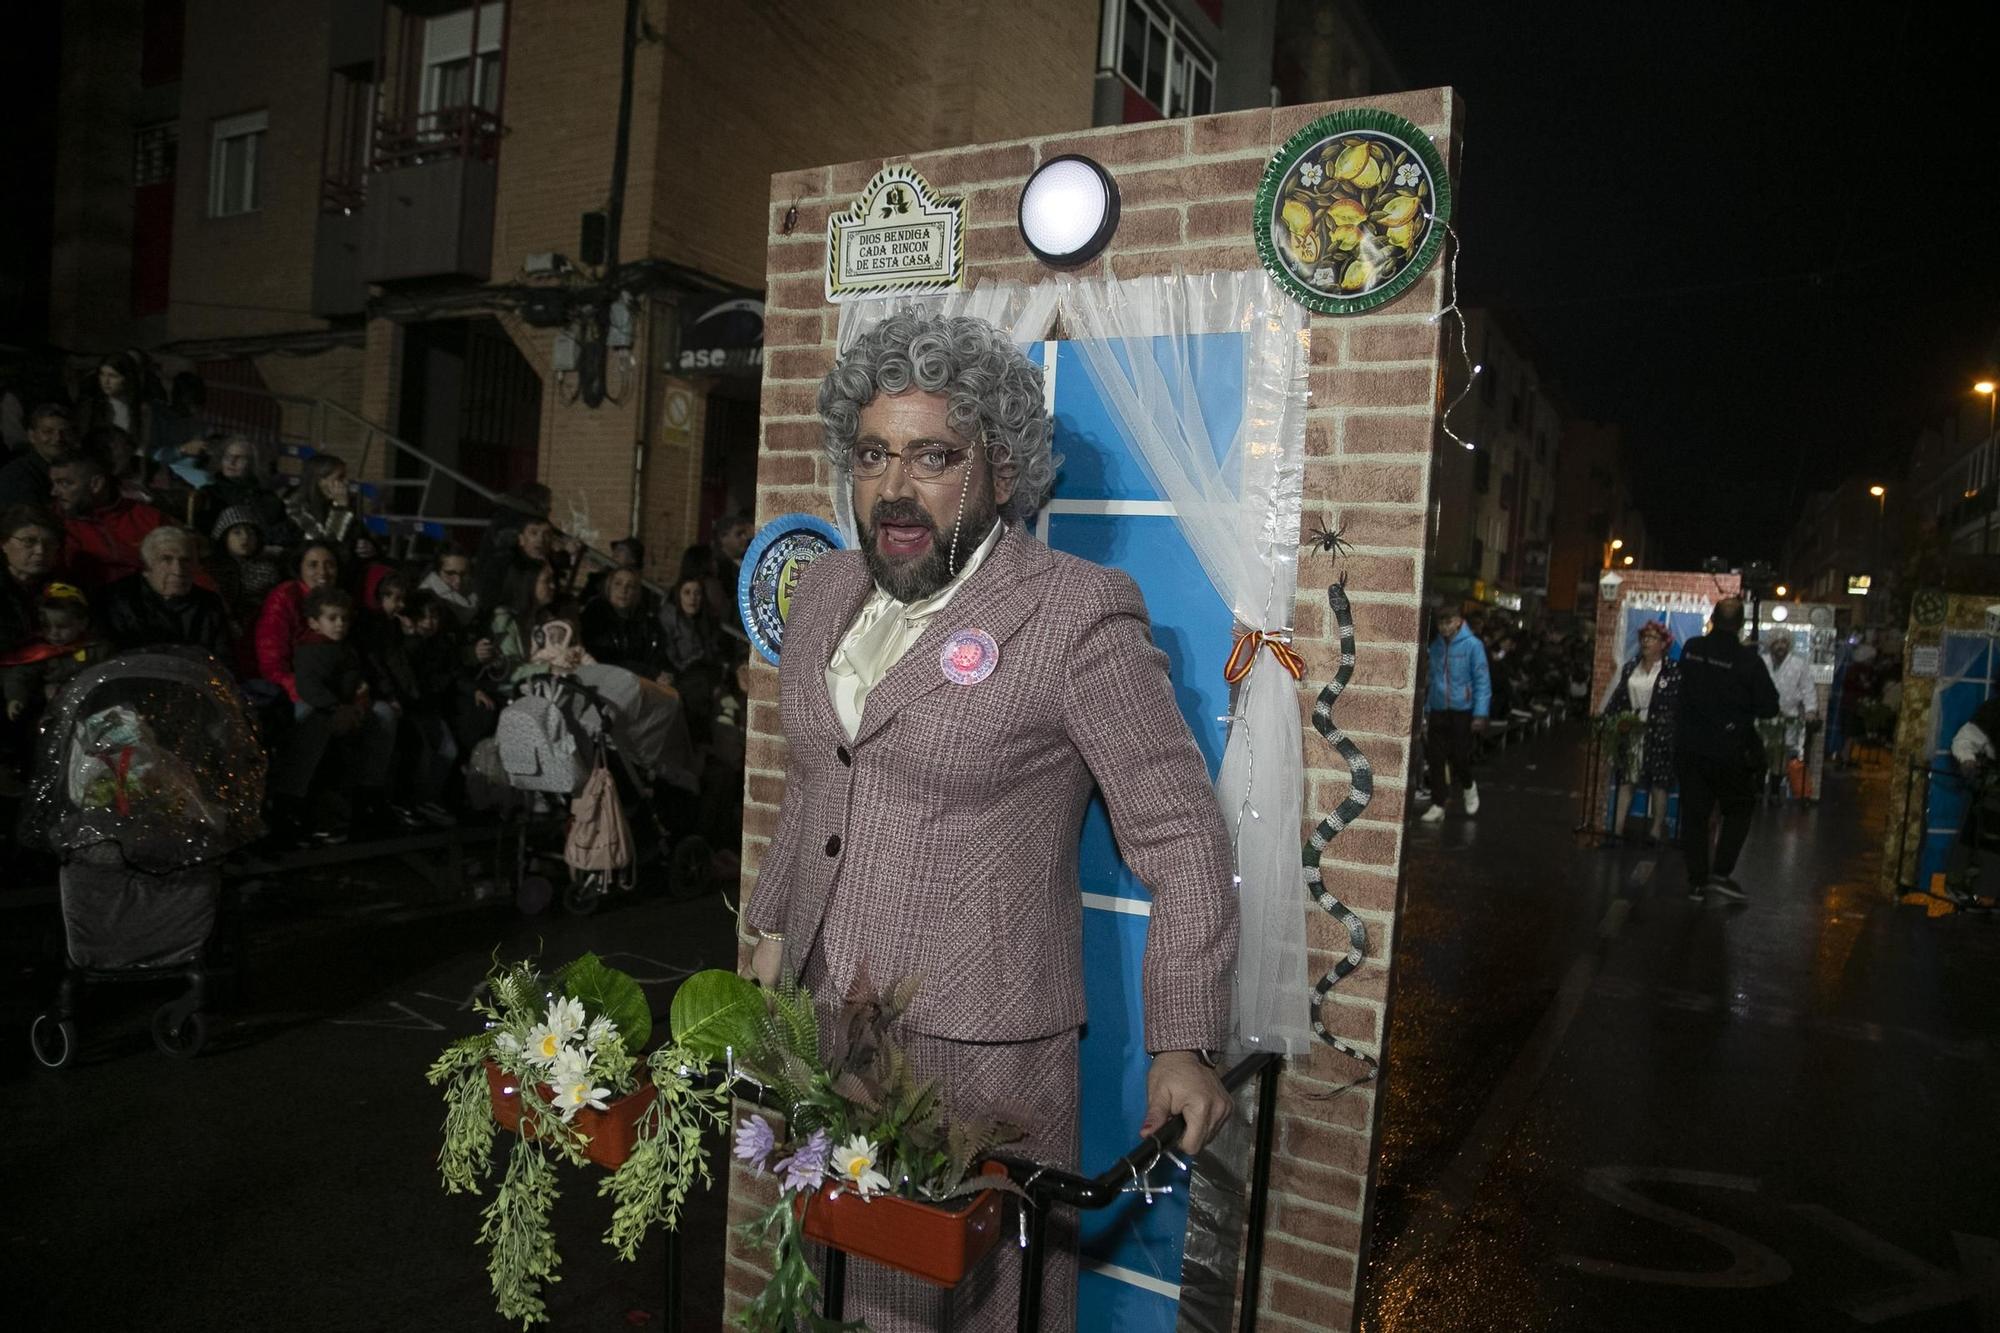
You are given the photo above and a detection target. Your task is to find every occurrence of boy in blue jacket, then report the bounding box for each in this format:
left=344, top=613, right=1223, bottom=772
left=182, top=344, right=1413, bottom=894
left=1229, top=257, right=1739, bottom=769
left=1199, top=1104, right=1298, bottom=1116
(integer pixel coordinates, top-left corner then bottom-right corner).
left=1420, top=602, right=1491, bottom=822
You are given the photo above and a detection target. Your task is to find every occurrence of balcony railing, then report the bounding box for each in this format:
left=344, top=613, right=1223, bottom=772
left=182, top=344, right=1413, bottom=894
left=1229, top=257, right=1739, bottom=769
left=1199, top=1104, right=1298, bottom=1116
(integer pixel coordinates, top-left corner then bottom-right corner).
left=371, top=104, right=501, bottom=174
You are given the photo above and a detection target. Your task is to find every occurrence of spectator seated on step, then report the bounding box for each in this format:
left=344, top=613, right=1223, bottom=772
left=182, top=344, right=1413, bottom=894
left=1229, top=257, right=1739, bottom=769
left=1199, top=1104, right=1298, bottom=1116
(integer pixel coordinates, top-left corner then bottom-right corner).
left=581, top=537, right=656, bottom=613
left=48, top=446, right=168, bottom=590
left=210, top=505, right=284, bottom=641
left=0, top=582, right=111, bottom=726
left=270, top=585, right=400, bottom=845
left=418, top=548, right=479, bottom=629
left=195, top=436, right=290, bottom=557
left=1, top=505, right=62, bottom=656
left=0, top=404, right=76, bottom=510
left=100, top=525, right=232, bottom=660
left=472, top=482, right=554, bottom=611
left=477, top=558, right=558, bottom=699
left=582, top=567, right=672, bottom=680
left=283, top=455, right=362, bottom=557
left=254, top=540, right=345, bottom=703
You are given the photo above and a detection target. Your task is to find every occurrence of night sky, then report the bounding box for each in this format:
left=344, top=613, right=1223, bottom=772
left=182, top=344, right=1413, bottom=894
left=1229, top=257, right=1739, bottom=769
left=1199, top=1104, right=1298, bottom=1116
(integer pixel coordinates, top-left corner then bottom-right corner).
left=1365, top=2, right=2000, bottom=568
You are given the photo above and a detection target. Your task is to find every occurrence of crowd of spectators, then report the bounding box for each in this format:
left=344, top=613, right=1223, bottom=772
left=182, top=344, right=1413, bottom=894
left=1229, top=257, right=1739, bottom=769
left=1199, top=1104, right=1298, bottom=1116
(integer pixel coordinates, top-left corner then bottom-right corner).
left=0, top=358, right=756, bottom=866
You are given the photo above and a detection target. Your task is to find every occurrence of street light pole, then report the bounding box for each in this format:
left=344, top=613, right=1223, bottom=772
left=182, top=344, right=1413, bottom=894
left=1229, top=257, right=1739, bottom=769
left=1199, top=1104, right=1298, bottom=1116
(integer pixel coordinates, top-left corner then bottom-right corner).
left=1977, top=382, right=1996, bottom=554
left=1869, top=484, right=1887, bottom=626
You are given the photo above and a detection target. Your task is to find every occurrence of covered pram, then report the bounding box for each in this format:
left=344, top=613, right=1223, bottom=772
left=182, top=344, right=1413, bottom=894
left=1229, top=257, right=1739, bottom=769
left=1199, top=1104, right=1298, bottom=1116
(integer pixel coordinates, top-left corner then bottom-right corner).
left=494, top=623, right=706, bottom=914
left=27, top=651, right=265, bottom=1067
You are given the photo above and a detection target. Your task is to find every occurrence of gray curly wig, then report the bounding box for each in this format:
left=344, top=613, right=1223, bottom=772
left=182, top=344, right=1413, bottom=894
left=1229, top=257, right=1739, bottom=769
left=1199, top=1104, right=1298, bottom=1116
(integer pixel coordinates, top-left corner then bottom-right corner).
left=818, top=310, right=1056, bottom=522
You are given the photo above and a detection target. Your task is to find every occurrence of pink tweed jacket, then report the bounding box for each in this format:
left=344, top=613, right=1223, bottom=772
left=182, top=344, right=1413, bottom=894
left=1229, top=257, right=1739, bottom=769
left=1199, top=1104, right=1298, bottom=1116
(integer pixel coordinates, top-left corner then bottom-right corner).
left=745, top=523, right=1237, bottom=1053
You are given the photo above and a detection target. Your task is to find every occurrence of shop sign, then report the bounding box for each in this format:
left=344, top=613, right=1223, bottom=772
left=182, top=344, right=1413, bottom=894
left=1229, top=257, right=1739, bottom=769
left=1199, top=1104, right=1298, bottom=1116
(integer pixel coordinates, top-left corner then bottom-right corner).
left=826, top=166, right=964, bottom=302
left=1847, top=574, right=1872, bottom=596
left=678, top=294, right=764, bottom=375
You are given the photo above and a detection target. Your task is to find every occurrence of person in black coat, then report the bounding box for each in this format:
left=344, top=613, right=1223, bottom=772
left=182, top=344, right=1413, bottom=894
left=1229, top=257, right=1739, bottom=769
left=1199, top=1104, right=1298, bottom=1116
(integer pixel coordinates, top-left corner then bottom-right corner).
left=100, top=526, right=232, bottom=660
left=1674, top=596, right=1780, bottom=901
left=581, top=567, right=671, bottom=679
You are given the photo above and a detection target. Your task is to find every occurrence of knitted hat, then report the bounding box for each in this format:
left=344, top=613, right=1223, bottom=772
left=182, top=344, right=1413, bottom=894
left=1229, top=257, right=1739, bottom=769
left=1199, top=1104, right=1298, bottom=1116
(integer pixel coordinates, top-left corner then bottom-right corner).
left=211, top=505, right=263, bottom=540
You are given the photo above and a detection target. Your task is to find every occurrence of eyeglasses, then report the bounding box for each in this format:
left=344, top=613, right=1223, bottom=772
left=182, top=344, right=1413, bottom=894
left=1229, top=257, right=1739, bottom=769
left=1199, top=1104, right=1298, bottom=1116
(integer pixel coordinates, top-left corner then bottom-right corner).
left=850, top=442, right=978, bottom=481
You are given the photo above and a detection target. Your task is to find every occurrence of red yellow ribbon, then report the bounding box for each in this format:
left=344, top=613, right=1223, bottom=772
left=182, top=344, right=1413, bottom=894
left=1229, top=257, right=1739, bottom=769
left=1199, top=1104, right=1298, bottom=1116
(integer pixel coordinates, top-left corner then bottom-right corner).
left=1224, top=630, right=1304, bottom=684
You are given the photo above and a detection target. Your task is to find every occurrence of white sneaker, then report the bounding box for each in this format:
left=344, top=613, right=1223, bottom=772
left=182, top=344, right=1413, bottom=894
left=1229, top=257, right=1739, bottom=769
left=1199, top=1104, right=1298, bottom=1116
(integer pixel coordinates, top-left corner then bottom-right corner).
left=1419, top=803, right=1447, bottom=824
left=1463, top=784, right=1480, bottom=815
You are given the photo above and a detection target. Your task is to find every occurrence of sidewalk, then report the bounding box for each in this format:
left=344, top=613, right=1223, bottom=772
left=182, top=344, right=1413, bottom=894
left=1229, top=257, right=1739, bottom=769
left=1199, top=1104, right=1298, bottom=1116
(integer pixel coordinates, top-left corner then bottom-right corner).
left=1366, top=730, right=2000, bottom=1332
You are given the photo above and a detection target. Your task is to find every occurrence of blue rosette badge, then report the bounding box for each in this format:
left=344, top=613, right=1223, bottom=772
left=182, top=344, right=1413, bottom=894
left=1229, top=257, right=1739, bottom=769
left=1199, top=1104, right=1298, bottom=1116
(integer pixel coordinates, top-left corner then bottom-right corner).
left=738, top=514, right=844, bottom=665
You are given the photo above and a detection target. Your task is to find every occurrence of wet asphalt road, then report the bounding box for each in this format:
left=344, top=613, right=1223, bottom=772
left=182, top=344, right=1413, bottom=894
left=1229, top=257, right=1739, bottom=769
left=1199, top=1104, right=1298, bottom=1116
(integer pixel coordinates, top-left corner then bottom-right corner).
left=3, top=853, right=738, bottom=1333
left=1363, top=727, right=2000, bottom=1332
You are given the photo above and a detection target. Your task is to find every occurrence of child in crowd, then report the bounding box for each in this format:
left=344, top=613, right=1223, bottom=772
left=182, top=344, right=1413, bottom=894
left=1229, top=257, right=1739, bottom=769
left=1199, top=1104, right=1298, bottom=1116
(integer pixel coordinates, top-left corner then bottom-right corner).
left=271, top=586, right=400, bottom=844
left=393, top=589, right=463, bottom=824
left=210, top=506, right=284, bottom=635
left=0, top=584, right=112, bottom=722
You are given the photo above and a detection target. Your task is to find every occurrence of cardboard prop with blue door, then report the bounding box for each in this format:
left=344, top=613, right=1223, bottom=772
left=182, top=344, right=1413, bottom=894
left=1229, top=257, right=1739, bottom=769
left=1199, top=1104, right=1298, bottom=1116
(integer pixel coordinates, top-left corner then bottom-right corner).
left=827, top=274, right=1350, bottom=1330
left=1598, top=594, right=1715, bottom=832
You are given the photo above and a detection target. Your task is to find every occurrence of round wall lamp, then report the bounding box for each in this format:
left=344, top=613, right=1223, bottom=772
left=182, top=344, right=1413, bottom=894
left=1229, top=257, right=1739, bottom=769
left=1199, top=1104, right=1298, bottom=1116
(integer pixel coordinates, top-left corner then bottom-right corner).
left=1018, top=154, right=1120, bottom=267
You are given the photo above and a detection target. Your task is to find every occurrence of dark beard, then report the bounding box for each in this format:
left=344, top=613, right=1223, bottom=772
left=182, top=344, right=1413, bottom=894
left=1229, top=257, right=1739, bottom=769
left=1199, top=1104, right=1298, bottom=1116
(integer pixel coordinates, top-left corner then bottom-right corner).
left=860, top=490, right=997, bottom=602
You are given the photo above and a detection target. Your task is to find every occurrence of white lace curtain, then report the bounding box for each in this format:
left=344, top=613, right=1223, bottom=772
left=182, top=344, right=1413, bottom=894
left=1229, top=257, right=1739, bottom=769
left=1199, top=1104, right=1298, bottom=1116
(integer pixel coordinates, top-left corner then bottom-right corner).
left=834, top=272, right=1313, bottom=1053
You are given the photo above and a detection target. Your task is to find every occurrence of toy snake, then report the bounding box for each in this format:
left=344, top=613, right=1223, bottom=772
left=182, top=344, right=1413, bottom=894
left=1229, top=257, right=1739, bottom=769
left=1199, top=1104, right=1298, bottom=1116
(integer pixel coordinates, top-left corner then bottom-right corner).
left=1303, top=575, right=1378, bottom=1081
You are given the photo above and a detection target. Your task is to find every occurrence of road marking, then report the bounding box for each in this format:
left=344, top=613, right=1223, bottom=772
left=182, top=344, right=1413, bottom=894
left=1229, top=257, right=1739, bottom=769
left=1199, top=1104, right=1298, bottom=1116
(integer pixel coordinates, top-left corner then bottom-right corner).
left=1387, top=857, right=1653, bottom=1266
left=1560, top=1167, right=1792, bottom=1288
left=329, top=1000, right=445, bottom=1031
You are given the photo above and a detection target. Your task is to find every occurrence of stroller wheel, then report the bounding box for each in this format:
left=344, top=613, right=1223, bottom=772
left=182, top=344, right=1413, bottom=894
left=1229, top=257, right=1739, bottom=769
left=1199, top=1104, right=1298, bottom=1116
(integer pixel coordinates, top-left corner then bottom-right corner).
left=151, top=1007, right=208, bottom=1059
left=30, top=1014, right=77, bottom=1070
left=668, top=835, right=713, bottom=901
left=562, top=877, right=604, bottom=917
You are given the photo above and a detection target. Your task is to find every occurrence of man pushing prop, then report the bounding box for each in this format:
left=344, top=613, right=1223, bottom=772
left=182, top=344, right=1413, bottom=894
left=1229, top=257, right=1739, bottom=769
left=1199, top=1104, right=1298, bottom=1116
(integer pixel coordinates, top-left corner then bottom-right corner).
left=745, top=311, right=1240, bottom=1330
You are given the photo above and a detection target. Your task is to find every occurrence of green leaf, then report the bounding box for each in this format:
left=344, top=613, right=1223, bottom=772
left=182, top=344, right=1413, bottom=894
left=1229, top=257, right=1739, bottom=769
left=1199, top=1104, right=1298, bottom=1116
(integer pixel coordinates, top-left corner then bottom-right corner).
left=560, top=953, right=651, bottom=1055
left=669, top=969, right=765, bottom=1064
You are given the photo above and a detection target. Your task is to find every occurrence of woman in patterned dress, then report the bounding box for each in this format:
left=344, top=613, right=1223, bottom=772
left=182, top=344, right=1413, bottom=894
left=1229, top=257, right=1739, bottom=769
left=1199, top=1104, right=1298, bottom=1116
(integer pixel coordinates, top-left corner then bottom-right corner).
left=1601, top=620, right=1680, bottom=845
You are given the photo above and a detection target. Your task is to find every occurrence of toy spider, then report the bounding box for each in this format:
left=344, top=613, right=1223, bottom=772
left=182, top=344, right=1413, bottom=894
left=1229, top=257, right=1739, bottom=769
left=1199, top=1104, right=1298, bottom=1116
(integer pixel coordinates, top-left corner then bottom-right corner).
left=1305, top=522, right=1353, bottom=557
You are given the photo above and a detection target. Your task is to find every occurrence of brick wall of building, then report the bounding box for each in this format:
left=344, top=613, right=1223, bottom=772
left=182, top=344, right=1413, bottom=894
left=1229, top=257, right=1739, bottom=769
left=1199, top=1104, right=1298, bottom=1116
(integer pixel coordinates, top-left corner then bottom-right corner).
left=726, top=88, right=1463, bottom=1331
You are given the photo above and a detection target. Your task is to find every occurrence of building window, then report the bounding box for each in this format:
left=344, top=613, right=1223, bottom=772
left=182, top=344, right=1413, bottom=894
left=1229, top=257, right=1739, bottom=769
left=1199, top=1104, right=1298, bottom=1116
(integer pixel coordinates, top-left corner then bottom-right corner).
left=421, top=3, right=505, bottom=119
left=1106, top=0, right=1215, bottom=118
left=208, top=110, right=266, bottom=217
left=322, top=68, right=374, bottom=212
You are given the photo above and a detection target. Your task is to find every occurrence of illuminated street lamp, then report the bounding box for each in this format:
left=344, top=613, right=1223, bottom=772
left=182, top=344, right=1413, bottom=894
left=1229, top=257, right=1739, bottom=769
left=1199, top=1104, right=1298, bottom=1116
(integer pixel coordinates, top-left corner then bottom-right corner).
left=1621, top=554, right=1634, bottom=567
left=1775, top=583, right=1789, bottom=598
left=1610, top=538, right=1625, bottom=550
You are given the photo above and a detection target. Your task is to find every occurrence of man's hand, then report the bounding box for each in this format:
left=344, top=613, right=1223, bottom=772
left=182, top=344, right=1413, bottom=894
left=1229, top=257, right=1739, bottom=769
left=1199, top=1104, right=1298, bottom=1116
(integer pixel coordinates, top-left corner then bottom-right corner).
left=1472, top=717, right=1490, bottom=735
left=1141, top=1051, right=1232, bottom=1154
left=746, top=935, right=783, bottom=987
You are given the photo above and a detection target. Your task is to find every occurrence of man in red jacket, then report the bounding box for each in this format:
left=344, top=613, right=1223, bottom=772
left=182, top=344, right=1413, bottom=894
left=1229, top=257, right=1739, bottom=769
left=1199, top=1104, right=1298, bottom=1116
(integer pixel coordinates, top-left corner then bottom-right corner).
left=49, top=450, right=167, bottom=590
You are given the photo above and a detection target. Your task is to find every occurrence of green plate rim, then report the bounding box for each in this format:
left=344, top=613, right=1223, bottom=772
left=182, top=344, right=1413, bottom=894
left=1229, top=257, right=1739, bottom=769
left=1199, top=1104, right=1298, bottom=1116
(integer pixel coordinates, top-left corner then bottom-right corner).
left=1252, top=106, right=1453, bottom=317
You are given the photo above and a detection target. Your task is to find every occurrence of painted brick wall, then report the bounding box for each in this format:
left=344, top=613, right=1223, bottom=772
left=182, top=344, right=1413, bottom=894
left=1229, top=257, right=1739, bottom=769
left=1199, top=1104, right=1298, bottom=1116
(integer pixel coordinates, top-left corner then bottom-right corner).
left=728, top=89, right=1463, bottom=1330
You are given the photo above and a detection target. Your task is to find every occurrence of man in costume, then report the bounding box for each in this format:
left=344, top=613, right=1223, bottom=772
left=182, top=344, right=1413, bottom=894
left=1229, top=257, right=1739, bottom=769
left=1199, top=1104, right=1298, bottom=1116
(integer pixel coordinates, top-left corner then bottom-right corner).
left=745, top=310, right=1238, bottom=1331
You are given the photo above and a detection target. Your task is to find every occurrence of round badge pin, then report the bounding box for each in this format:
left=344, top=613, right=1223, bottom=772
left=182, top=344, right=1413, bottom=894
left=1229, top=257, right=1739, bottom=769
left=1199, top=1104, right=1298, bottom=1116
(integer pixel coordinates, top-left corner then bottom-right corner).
left=940, top=628, right=999, bottom=686
left=738, top=513, right=844, bottom=665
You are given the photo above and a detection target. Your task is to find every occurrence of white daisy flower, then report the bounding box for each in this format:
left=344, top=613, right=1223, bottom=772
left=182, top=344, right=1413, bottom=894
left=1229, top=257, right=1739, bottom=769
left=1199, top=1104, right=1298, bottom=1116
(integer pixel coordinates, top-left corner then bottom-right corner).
left=547, top=1050, right=610, bottom=1122
left=523, top=1022, right=565, bottom=1066
left=1299, top=161, right=1324, bottom=187
left=546, top=996, right=586, bottom=1041
left=1394, top=162, right=1421, bottom=187
left=834, top=1136, right=892, bottom=1197
left=585, top=1015, right=618, bottom=1052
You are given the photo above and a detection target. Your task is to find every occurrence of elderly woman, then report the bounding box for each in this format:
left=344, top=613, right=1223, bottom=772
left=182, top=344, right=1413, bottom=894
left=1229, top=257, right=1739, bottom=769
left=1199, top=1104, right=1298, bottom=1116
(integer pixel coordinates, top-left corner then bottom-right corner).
left=581, top=567, right=671, bottom=679
left=1600, top=619, right=1680, bottom=846
left=1, top=505, right=63, bottom=655
left=254, top=540, right=344, bottom=700
left=197, top=435, right=290, bottom=548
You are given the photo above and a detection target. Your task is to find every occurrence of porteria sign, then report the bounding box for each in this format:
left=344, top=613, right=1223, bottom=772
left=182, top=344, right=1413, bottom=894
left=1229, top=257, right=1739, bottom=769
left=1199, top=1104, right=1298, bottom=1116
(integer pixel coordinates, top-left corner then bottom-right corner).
left=825, top=165, right=964, bottom=302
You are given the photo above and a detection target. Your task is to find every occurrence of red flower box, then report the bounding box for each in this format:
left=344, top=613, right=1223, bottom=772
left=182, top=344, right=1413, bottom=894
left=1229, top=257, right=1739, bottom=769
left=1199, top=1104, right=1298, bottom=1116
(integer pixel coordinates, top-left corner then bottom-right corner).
left=483, top=1060, right=657, bottom=1170
left=794, top=1160, right=1010, bottom=1287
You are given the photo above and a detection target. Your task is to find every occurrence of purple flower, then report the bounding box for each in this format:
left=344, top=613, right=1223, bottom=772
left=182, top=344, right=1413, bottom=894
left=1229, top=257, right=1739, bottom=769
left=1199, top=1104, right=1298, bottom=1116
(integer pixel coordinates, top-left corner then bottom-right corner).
left=774, top=1128, right=832, bottom=1195
left=733, top=1115, right=777, bottom=1169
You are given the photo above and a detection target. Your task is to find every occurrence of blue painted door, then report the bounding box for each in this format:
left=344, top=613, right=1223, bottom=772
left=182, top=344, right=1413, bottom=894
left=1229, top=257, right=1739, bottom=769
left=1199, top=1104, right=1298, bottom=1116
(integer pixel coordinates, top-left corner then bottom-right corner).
left=1029, top=336, right=1242, bottom=1328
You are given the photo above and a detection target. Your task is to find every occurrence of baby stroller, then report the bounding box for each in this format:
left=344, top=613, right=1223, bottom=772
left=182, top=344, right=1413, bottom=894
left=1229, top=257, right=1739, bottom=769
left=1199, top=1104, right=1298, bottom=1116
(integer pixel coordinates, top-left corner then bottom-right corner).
left=27, top=651, right=265, bottom=1068
left=494, top=623, right=708, bottom=915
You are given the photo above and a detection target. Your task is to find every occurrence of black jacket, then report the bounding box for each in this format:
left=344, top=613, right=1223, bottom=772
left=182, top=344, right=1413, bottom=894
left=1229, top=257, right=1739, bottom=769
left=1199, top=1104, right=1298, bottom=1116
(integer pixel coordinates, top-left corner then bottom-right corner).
left=0, top=450, right=52, bottom=509
left=100, top=574, right=233, bottom=660
left=1674, top=629, right=1780, bottom=764
left=581, top=598, right=670, bottom=678
left=293, top=635, right=368, bottom=711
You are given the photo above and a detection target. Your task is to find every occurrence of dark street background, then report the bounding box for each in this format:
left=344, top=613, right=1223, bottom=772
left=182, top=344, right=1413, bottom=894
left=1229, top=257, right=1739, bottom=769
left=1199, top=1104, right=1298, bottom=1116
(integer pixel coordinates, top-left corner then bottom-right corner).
left=4, top=859, right=737, bottom=1332
left=1365, top=727, right=2000, bottom=1332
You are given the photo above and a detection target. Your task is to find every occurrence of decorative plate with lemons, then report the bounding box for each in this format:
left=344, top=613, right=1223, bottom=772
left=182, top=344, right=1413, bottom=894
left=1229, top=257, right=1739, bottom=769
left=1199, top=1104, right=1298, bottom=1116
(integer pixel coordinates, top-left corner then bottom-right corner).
left=1255, top=107, right=1450, bottom=316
